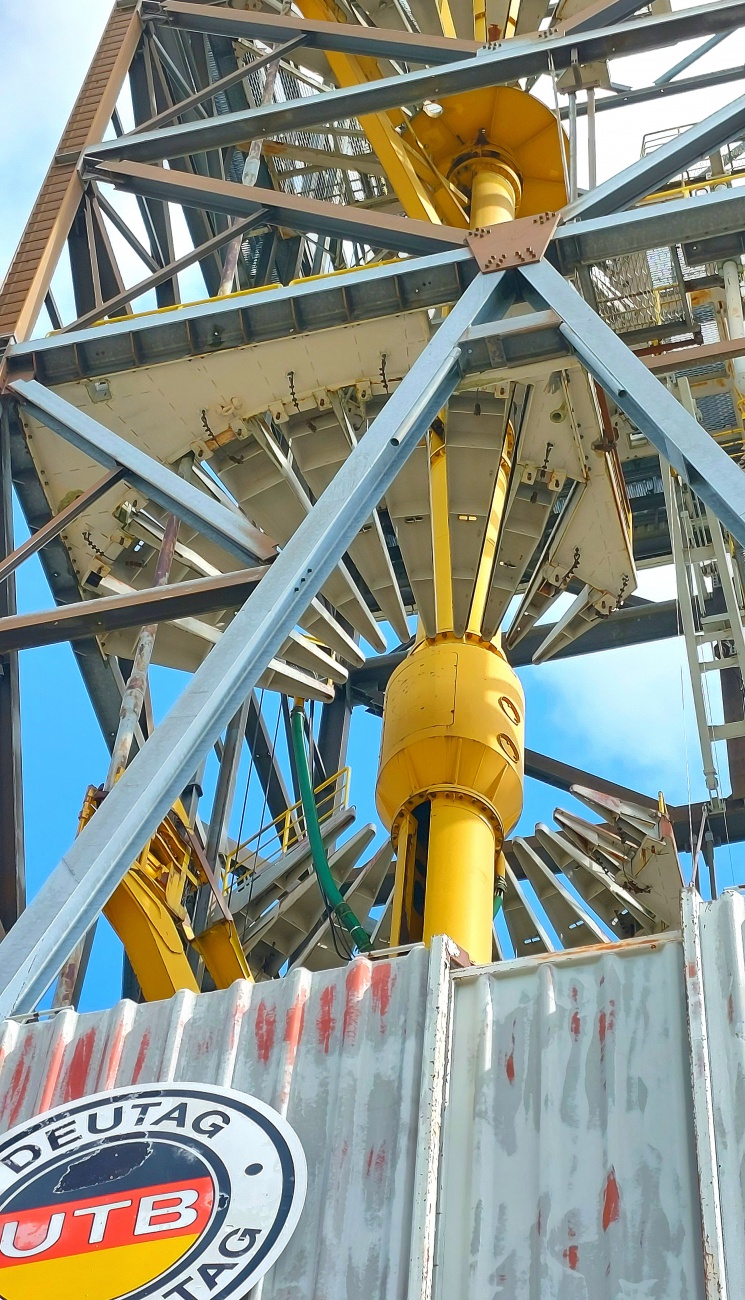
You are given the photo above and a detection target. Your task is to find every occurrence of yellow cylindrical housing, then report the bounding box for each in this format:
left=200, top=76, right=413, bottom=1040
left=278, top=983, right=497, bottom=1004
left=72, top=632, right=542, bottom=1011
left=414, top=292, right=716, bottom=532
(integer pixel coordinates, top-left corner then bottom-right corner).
left=470, top=164, right=518, bottom=227
left=424, top=795, right=496, bottom=964
left=377, top=637, right=524, bottom=837
left=376, top=635, right=524, bottom=961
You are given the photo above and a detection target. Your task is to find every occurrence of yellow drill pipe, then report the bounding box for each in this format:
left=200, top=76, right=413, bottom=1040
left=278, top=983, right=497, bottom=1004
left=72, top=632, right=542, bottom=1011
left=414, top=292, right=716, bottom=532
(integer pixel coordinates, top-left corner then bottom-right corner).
left=423, top=796, right=495, bottom=964
left=470, top=165, right=518, bottom=227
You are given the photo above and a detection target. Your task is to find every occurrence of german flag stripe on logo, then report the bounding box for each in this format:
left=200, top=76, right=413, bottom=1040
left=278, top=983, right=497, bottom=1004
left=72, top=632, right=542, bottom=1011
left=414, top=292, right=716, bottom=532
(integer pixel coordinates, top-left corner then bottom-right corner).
left=0, top=1176, right=214, bottom=1265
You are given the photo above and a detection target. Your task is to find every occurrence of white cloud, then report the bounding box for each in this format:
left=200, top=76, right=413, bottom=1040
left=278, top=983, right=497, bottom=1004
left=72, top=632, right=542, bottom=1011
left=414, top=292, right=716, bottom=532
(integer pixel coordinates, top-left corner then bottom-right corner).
left=522, top=634, right=718, bottom=806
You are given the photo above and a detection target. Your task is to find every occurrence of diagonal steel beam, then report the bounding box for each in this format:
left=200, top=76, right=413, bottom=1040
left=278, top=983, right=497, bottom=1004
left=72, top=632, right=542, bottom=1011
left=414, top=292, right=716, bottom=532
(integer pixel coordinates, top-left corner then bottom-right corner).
left=555, top=186, right=745, bottom=271
left=85, top=160, right=467, bottom=256
left=133, top=36, right=307, bottom=134
left=564, top=91, right=745, bottom=220
left=63, top=212, right=267, bottom=331
left=564, top=65, right=745, bottom=121
left=9, top=381, right=276, bottom=566
left=524, top=749, right=657, bottom=809
left=83, top=1, right=745, bottom=165
left=521, top=259, right=745, bottom=548
left=561, top=0, right=653, bottom=34
left=0, top=269, right=512, bottom=1017
left=0, top=467, right=126, bottom=585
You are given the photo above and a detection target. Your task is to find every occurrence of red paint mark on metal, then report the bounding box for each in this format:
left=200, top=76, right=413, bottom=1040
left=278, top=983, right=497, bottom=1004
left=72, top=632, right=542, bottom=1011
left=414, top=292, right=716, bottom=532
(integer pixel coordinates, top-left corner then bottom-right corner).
left=602, top=1169, right=621, bottom=1230
left=284, top=992, right=308, bottom=1068
left=563, top=1245, right=579, bottom=1270
left=687, top=961, right=697, bottom=979
left=96, top=1019, right=128, bottom=1091
left=728, top=994, right=735, bottom=1025
left=343, top=961, right=370, bottom=1042
left=278, top=990, right=309, bottom=1111
left=570, top=987, right=581, bottom=1041
left=505, top=1022, right=517, bottom=1084
left=132, top=1031, right=151, bottom=1084
left=365, top=1144, right=386, bottom=1183
left=255, top=1001, right=277, bottom=1064
left=598, top=1000, right=615, bottom=1064
left=3, top=1041, right=33, bottom=1128
left=371, top=963, right=393, bottom=1021
left=58, top=1031, right=95, bottom=1105
left=316, top=986, right=336, bottom=1054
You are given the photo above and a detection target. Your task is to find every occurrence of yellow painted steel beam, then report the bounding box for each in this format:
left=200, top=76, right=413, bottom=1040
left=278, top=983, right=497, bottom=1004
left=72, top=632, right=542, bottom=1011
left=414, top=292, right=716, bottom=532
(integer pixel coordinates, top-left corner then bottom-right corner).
left=294, top=0, right=443, bottom=222
left=104, top=872, right=200, bottom=1002
left=436, top=0, right=458, bottom=39
left=428, top=422, right=455, bottom=634
left=466, top=424, right=514, bottom=637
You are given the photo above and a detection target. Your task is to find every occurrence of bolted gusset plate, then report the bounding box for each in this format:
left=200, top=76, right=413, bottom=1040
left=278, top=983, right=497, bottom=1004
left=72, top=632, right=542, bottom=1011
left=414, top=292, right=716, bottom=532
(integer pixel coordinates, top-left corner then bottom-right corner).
left=467, top=211, right=561, bottom=273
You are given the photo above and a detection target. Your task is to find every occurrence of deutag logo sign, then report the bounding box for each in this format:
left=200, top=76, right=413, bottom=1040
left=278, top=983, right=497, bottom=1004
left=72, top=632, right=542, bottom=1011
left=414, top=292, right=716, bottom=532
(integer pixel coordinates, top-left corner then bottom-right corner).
left=0, top=1083, right=306, bottom=1300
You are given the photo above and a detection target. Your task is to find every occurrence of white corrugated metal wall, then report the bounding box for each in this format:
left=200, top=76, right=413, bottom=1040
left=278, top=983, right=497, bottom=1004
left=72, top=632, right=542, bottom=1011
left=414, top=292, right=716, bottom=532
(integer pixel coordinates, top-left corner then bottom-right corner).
left=2, top=893, right=745, bottom=1296
left=437, top=935, right=706, bottom=1297
left=0, top=948, right=435, bottom=1299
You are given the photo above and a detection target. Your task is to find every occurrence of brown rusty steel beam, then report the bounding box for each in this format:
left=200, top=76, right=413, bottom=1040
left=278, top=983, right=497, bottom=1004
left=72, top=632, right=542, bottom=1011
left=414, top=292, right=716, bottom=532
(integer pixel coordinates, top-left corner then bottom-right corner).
left=84, top=159, right=467, bottom=255
left=0, top=567, right=267, bottom=654
left=0, top=408, right=25, bottom=931
left=645, top=334, right=745, bottom=375
left=0, top=468, right=127, bottom=585
left=0, top=3, right=142, bottom=350
left=63, top=213, right=267, bottom=331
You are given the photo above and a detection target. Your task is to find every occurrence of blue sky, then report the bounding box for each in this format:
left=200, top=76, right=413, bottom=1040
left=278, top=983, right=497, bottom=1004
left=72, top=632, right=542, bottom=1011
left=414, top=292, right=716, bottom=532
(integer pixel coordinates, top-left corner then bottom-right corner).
left=1, top=1, right=744, bottom=1011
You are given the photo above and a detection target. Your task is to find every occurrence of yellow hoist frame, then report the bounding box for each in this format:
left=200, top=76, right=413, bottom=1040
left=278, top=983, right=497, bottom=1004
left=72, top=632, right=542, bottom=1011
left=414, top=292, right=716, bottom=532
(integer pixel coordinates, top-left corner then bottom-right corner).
left=78, top=787, right=252, bottom=1001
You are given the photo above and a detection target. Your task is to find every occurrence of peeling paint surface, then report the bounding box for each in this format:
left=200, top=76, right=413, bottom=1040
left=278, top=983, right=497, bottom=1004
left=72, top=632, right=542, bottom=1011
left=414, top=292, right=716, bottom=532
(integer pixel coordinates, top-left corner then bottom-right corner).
left=0, top=949, right=428, bottom=1299
left=435, top=937, right=707, bottom=1298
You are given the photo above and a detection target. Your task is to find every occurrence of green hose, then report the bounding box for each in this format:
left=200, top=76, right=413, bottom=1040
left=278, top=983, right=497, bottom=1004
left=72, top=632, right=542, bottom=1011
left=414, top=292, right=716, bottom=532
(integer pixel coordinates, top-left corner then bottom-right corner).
left=290, top=704, right=372, bottom=953
left=494, top=879, right=505, bottom=919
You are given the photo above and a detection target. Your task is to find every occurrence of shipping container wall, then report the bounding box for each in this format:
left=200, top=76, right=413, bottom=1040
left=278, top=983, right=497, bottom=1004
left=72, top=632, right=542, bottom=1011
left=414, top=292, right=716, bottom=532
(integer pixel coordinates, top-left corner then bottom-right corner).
left=0, top=947, right=433, bottom=1300
left=698, top=889, right=745, bottom=1291
left=435, top=935, right=706, bottom=1299
left=3, top=898, right=745, bottom=1298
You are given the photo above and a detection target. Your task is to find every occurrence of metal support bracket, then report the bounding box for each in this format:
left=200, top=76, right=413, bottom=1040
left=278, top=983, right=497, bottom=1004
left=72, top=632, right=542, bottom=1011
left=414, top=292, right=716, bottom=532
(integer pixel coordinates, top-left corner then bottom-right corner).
left=466, top=211, right=560, bottom=272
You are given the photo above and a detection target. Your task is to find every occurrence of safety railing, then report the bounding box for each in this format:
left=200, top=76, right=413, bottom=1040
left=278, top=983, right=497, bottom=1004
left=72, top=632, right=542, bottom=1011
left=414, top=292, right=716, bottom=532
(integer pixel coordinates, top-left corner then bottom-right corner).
left=222, top=766, right=351, bottom=893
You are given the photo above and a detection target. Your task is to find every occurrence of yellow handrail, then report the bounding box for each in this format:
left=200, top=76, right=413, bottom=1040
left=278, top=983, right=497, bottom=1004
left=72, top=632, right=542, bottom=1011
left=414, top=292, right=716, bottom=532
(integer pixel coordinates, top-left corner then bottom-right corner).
left=223, top=766, right=351, bottom=889
left=640, top=174, right=744, bottom=206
